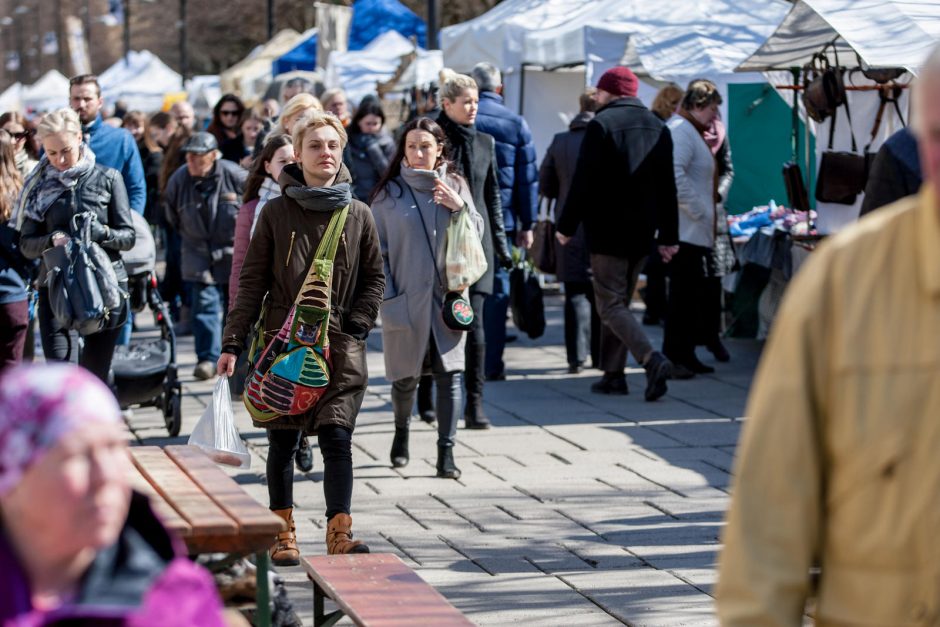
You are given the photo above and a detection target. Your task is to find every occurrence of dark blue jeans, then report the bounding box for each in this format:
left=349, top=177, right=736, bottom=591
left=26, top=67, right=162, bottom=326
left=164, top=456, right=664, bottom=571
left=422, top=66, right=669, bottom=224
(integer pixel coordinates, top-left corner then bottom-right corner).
left=483, top=264, right=511, bottom=378
left=190, top=282, right=228, bottom=363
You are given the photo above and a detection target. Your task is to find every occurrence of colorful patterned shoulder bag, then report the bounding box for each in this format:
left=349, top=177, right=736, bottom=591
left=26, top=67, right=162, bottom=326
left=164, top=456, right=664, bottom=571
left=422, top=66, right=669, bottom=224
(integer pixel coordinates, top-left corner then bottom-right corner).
left=244, top=205, right=349, bottom=421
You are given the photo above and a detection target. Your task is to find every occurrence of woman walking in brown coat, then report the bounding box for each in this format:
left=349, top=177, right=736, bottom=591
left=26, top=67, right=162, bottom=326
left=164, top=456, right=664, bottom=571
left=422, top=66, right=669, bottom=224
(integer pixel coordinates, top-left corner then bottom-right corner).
left=217, top=112, right=384, bottom=564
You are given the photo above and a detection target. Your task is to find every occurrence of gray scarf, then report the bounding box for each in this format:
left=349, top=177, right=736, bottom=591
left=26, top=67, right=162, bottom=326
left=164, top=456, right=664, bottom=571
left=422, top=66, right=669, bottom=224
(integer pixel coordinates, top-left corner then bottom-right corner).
left=284, top=181, right=352, bottom=212
left=19, top=144, right=96, bottom=223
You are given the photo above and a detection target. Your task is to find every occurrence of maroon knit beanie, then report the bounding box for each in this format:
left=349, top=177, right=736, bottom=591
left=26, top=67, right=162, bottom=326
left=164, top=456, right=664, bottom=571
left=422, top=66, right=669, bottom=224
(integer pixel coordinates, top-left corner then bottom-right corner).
left=596, top=66, right=639, bottom=98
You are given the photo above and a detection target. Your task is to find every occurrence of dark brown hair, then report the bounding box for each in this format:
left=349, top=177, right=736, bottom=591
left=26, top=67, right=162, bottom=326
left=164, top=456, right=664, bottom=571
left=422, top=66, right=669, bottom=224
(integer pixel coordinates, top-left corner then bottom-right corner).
left=243, top=134, right=292, bottom=203
left=206, top=94, right=245, bottom=141
left=370, top=116, right=452, bottom=205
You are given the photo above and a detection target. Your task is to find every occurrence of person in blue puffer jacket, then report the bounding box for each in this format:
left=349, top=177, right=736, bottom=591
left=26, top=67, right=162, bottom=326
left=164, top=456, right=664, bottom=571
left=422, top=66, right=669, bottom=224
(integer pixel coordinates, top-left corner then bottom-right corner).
left=471, top=62, right=539, bottom=382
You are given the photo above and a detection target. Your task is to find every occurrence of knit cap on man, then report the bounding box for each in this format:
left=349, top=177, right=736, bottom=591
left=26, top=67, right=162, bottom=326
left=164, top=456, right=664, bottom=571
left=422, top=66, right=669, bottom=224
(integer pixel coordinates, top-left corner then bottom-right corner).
left=596, top=66, right=639, bottom=98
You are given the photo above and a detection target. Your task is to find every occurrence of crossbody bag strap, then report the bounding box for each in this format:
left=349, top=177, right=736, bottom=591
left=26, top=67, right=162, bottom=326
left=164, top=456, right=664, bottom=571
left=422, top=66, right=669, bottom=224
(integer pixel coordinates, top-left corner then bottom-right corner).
left=296, top=204, right=350, bottom=306
left=405, top=184, right=447, bottom=295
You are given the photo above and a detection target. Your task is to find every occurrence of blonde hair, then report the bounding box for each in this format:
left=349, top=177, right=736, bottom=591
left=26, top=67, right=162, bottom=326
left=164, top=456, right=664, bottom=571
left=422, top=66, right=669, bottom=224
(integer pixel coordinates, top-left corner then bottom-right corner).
left=36, top=108, right=82, bottom=140
left=651, top=83, right=684, bottom=120
left=439, top=68, right=477, bottom=102
left=292, top=111, right=348, bottom=152
left=279, top=93, right=322, bottom=131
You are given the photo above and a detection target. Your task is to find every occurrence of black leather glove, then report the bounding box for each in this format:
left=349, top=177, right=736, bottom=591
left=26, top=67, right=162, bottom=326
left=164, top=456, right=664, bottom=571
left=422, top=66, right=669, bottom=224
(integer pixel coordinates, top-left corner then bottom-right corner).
left=86, top=215, right=109, bottom=243
left=499, top=253, right=513, bottom=270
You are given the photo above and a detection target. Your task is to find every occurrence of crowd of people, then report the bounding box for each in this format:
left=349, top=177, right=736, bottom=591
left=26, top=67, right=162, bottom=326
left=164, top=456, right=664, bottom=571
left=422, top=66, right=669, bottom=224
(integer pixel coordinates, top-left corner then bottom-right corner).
left=0, top=62, right=738, bottom=579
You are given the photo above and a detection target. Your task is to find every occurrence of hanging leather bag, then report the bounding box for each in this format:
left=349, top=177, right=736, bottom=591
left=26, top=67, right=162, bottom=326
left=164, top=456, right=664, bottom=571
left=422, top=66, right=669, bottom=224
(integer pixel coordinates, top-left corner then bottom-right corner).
left=815, top=96, right=866, bottom=205
left=529, top=196, right=556, bottom=274
left=803, top=48, right=846, bottom=123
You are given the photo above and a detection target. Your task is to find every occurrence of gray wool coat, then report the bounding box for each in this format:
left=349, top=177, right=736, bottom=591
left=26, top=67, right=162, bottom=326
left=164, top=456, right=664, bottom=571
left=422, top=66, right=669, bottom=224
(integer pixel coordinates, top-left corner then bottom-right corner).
left=371, top=164, right=484, bottom=382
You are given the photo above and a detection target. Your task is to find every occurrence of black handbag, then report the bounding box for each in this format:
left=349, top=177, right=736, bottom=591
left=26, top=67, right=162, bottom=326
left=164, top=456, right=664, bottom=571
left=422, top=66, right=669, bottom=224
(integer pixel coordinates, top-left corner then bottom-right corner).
left=42, top=213, right=125, bottom=335
left=509, top=259, right=545, bottom=340
left=529, top=196, right=556, bottom=274
left=782, top=162, right=810, bottom=211
left=815, top=97, right=866, bottom=205
left=406, top=185, right=473, bottom=332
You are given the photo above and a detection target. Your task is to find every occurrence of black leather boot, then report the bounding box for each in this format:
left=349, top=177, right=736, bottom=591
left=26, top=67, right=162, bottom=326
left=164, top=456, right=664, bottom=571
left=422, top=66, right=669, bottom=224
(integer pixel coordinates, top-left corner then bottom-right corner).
left=436, top=445, right=461, bottom=479
left=416, top=375, right=436, bottom=425
left=463, top=341, right=491, bottom=429
left=390, top=427, right=409, bottom=468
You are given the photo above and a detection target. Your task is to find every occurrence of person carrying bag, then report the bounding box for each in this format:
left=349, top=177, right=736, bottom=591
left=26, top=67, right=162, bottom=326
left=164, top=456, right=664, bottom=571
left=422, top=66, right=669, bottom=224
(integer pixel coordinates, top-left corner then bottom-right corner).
left=370, top=116, right=485, bottom=480
left=17, top=108, right=135, bottom=384
left=243, top=204, right=349, bottom=420
left=218, top=112, right=384, bottom=566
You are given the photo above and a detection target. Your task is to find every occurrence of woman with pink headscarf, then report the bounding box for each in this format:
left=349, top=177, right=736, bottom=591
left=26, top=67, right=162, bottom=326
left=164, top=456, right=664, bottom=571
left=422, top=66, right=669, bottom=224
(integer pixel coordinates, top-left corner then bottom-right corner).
left=0, top=363, right=229, bottom=626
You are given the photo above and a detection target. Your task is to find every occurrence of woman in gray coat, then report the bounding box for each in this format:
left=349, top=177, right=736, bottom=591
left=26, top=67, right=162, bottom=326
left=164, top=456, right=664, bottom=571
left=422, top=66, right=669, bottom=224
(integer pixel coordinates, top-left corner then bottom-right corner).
left=371, top=117, right=484, bottom=479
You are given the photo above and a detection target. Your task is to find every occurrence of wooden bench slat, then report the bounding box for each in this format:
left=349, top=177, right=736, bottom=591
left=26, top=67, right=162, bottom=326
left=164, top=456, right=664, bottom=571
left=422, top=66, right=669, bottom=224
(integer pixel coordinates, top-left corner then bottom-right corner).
left=303, top=554, right=473, bottom=626
left=164, top=445, right=284, bottom=538
left=131, top=447, right=238, bottom=537
left=128, top=451, right=192, bottom=537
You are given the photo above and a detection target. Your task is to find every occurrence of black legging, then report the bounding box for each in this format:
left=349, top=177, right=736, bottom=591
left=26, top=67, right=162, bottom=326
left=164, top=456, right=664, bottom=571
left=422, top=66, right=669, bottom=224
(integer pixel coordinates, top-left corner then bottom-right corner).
left=37, top=287, right=127, bottom=383
left=267, top=425, right=353, bottom=520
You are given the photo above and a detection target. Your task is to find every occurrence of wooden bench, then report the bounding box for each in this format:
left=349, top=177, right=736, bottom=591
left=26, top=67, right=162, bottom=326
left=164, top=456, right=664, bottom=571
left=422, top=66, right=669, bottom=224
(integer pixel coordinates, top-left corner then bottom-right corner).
left=130, top=444, right=285, bottom=627
left=302, top=554, right=473, bottom=626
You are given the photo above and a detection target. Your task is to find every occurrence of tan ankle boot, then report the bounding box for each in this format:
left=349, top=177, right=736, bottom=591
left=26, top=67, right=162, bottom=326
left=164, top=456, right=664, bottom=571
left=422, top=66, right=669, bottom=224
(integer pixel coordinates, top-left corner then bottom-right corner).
left=326, top=513, right=370, bottom=555
left=270, top=507, right=300, bottom=566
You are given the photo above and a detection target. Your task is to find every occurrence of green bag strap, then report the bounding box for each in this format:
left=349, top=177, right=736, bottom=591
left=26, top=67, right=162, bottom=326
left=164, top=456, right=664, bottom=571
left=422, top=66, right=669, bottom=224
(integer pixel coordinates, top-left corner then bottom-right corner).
left=295, top=205, right=350, bottom=308
left=313, top=205, right=350, bottom=262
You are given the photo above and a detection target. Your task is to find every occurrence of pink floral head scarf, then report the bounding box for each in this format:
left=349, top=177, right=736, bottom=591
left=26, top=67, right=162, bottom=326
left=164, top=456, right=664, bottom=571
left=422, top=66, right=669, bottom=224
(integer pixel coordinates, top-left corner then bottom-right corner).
left=0, top=363, right=122, bottom=497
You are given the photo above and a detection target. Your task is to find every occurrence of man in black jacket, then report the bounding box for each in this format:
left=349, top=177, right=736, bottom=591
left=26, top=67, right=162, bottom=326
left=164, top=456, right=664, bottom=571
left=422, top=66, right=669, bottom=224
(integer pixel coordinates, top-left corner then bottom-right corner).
left=556, top=66, right=678, bottom=402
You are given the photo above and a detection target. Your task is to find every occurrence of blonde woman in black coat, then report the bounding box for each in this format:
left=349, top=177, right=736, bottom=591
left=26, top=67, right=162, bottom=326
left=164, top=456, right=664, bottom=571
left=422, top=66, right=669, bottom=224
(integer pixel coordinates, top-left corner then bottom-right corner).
left=435, top=68, right=512, bottom=429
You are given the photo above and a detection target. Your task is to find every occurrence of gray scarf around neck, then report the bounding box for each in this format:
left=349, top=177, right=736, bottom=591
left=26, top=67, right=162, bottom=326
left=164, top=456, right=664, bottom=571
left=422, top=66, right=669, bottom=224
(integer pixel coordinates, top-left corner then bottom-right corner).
left=284, top=182, right=352, bottom=212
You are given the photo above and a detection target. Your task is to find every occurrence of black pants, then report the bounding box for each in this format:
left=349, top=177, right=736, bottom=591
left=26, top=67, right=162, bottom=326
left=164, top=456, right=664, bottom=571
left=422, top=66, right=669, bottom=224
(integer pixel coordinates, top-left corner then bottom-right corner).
left=267, top=425, right=353, bottom=520
left=642, top=248, right=668, bottom=321
left=463, top=292, right=487, bottom=413
left=662, top=243, right=712, bottom=365
left=563, top=281, right=600, bottom=368
left=37, top=288, right=127, bottom=383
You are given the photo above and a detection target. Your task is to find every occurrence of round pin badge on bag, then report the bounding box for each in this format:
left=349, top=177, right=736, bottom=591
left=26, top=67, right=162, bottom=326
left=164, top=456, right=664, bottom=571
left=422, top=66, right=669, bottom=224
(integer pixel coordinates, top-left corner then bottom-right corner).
left=442, top=291, right=474, bottom=331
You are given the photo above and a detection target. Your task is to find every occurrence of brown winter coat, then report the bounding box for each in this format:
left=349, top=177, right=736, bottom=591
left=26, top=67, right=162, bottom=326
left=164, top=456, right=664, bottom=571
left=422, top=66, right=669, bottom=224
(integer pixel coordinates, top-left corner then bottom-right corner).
left=221, top=163, right=384, bottom=433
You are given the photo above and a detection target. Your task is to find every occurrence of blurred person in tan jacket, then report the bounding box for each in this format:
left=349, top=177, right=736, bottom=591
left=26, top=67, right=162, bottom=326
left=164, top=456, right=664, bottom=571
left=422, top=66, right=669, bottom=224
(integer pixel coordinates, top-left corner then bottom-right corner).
left=717, top=43, right=940, bottom=626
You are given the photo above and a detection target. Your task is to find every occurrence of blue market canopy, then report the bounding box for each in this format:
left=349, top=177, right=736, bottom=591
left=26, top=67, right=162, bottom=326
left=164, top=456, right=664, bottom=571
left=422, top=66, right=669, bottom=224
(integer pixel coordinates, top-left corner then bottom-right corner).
left=273, top=31, right=319, bottom=75
left=348, top=0, right=426, bottom=51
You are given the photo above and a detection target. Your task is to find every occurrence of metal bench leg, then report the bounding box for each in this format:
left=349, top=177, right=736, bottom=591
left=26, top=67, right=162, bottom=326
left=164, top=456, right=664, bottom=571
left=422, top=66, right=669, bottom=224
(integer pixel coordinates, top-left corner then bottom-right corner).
left=310, top=577, right=344, bottom=627
left=255, top=550, right=271, bottom=627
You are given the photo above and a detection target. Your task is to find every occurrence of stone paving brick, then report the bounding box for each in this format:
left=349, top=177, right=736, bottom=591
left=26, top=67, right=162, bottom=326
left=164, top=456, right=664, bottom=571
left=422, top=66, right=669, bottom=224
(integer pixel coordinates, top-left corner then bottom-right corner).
left=124, top=294, right=760, bottom=625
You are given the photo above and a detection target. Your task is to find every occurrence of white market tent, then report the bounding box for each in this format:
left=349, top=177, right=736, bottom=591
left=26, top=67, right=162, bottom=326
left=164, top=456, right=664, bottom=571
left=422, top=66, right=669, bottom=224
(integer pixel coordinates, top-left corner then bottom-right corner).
left=325, top=30, right=442, bottom=105
left=220, top=29, right=304, bottom=100
left=441, top=0, right=789, bottom=169
left=187, top=75, right=222, bottom=120
left=739, top=0, right=940, bottom=73
left=736, top=0, right=939, bottom=232
left=21, top=70, right=70, bottom=114
left=99, top=50, right=183, bottom=112
left=0, top=82, right=22, bottom=113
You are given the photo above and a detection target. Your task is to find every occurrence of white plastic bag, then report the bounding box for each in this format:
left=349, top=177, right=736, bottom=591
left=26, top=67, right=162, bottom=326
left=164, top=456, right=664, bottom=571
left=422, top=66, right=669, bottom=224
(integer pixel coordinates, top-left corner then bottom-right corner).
left=445, top=209, right=488, bottom=291
left=187, top=376, right=251, bottom=468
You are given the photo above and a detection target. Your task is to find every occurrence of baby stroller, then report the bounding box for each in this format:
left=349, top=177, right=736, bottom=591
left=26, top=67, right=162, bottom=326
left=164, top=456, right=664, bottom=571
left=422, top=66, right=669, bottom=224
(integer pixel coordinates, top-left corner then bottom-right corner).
left=111, top=213, right=183, bottom=436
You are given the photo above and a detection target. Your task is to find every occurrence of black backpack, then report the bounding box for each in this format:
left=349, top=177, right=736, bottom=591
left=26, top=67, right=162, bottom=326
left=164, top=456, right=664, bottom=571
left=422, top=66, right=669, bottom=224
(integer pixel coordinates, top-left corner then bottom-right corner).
left=42, top=212, right=125, bottom=335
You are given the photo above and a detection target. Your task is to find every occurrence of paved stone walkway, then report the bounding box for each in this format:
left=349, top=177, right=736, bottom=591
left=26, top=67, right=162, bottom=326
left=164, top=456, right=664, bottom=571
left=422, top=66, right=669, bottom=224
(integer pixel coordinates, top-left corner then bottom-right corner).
left=128, top=293, right=758, bottom=626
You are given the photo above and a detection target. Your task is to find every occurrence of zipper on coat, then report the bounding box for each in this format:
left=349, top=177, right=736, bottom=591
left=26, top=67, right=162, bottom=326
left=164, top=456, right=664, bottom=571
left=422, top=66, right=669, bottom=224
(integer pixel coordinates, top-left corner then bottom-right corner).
left=286, top=231, right=296, bottom=267
left=341, top=231, right=348, bottom=267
